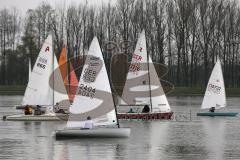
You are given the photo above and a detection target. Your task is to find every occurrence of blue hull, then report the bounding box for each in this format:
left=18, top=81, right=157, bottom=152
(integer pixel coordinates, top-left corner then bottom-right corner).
left=197, top=112, right=238, bottom=117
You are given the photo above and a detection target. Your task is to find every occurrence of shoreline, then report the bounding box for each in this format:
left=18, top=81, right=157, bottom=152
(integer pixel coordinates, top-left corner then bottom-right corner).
left=1, top=85, right=240, bottom=97
left=0, top=85, right=26, bottom=95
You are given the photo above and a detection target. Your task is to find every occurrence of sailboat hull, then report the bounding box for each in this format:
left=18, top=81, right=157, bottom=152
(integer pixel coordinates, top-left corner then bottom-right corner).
left=4, top=113, right=68, bottom=121
left=117, top=112, right=173, bottom=120
left=55, top=128, right=131, bottom=138
left=15, top=105, right=48, bottom=110
left=196, top=112, right=238, bottom=117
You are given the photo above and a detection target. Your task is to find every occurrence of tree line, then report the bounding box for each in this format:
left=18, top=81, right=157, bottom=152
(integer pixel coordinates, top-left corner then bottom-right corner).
left=1, top=0, right=240, bottom=88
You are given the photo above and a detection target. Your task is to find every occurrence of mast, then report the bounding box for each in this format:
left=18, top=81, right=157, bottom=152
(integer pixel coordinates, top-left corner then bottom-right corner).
left=109, top=76, right=120, bottom=128
left=66, top=44, right=70, bottom=95
left=52, top=34, right=55, bottom=107
left=112, top=93, right=120, bottom=128
left=146, top=33, right=153, bottom=112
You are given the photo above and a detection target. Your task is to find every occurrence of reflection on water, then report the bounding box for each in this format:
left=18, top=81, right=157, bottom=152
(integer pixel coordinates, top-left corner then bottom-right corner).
left=202, top=118, right=225, bottom=160
left=0, top=96, right=240, bottom=160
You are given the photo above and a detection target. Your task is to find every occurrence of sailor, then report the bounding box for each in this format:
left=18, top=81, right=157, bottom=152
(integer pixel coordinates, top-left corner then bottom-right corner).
left=54, top=102, right=60, bottom=112
left=24, top=105, right=32, bottom=115
left=142, top=105, right=150, bottom=113
left=209, top=107, right=215, bottom=113
left=83, top=116, right=94, bottom=129
left=34, top=105, right=42, bottom=115
left=127, top=108, right=135, bottom=113
left=54, top=102, right=66, bottom=114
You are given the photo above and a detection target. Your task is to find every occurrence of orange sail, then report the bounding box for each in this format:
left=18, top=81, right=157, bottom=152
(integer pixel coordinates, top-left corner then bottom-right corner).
left=68, top=62, right=78, bottom=102
left=58, top=46, right=69, bottom=90
left=58, top=45, right=78, bottom=102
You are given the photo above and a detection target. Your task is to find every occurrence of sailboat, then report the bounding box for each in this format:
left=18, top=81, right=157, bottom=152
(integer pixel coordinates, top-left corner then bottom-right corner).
left=58, top=45, right=78, bottom=103
left=6, top=35, right=70, bottom=121
left=197, top=57, right=238, bottom=117
left=55, top=37, right=130, bottom=138
left=118, top=30, right=173, bottom=120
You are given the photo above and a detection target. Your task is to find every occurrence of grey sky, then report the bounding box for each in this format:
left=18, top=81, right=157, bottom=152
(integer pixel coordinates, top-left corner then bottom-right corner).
left=0, top=0, right=115, bottom=14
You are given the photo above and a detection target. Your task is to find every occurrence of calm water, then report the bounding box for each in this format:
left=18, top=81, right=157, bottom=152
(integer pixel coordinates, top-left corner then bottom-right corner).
left=0, top=96, right=240, bottom=160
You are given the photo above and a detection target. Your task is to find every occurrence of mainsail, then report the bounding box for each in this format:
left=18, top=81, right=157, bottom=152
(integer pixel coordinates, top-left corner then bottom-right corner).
left=201, top=58, right=226, bottom=109
left=22, top=35, right=69, bottom=111
left=121, top=30, right=171, bottom=112
left=22, top=35, right=54, bottom=105
left=67, top=37, right=117, bottom=128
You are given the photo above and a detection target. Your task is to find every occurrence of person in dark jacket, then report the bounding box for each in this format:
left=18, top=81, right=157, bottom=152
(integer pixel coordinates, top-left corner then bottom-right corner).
left=127, top=108, right=135, bottom=113
left=209, top=107, right=215, bottom=113
left=142, top=105, right=150, bottom=113
left=34, top=105, right=42, bottom=115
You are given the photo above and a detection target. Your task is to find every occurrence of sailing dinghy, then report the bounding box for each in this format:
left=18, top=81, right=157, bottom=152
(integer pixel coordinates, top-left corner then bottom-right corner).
left=197, top=58, right=238, bottom=117
left=6, top=35, right=70, bottom=121
left=55, top=37, right=130, bottom=138
left=118, top=31, right=173, bottom=120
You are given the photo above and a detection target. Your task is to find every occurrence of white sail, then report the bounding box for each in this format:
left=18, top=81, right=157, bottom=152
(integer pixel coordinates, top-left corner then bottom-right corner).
left=121, top=30, right=171, bottom=112
left=148, top=57, right=171, bottom=112
left=22, top=35, right=69, bottom=110
left=22, top=35, right=53, bottom=105
left=201, top=58, right=226, bottom=109
left=67, top=37, right=117, bottom=128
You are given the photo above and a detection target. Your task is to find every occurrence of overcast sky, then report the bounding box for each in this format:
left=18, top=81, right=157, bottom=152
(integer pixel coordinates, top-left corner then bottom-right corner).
left=0, top=0, right=115, bottom=14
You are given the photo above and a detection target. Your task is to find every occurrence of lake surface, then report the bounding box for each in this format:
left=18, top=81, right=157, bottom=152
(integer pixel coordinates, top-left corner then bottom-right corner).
left=0, top=96, right=240, bottom=160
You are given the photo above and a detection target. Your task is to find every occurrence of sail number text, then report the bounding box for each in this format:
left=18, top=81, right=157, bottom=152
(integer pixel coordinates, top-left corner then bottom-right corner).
left=208, top=83, right=221, bottom=94
left=83, top=69, right=97, bottom=82
left=37, top=57, right=47, bottom=69
left=78, top=84, right=96, bottom=98
left=129, top=53, right=142, bottom=74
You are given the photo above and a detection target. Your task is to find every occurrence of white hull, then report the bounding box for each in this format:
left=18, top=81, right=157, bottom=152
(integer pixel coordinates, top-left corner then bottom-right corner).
left=55, top=128, right=131, bottom=138
left=5, top=113, right=68, bottom=121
